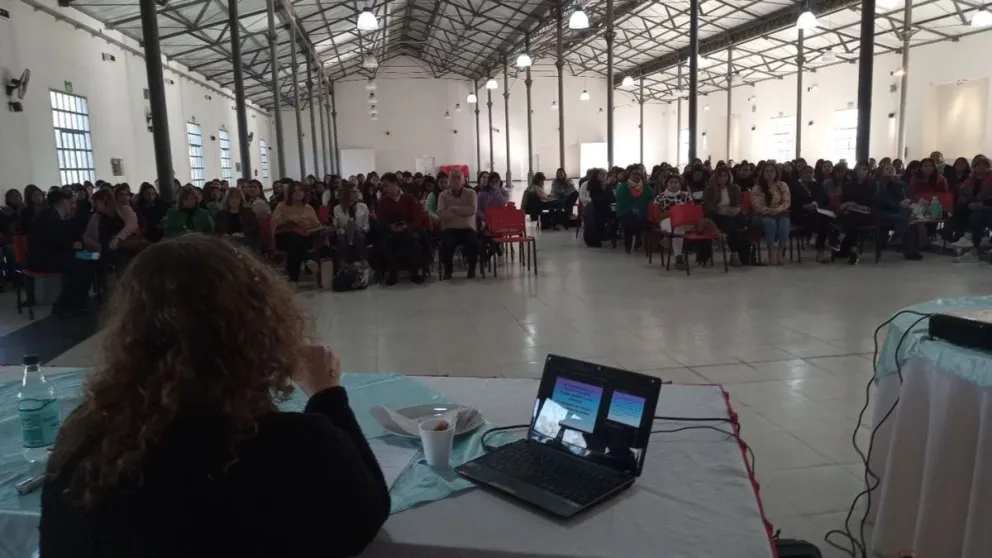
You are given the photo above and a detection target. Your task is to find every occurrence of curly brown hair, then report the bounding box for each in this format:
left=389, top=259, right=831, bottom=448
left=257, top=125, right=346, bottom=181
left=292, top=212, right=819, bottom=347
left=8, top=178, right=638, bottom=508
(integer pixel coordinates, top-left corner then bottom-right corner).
left=49, top=234, right=308, bottom=508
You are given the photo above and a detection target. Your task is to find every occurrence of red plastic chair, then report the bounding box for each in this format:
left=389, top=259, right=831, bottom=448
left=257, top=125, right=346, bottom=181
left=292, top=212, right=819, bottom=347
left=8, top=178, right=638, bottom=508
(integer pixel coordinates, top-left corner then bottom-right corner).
left=666, top=204, right=727, bottom=276
left=12, top=235, right=58, bottom=320
left=485, top=206, right=537, bottom=277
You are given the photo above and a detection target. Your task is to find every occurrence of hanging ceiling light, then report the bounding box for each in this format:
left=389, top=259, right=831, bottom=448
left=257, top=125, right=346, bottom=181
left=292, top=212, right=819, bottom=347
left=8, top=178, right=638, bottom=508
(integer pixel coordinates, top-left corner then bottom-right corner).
left=362, top=53, right=378, bottom=69
left=357, top=8, right=378, bottom=31
left=365, top=79, right=377, bottom=91
left=467, top=92, right=478, bottom=103
left=444, top=110, right=451, bottom=119
left=367, top=92, right=377, bottom=104
left=892, top=68, right=906, bottom=77
left=621, top=76, right=635, bottom=88
left=580, top=89, right=590, bottom=101
left=569, top=7, right=590, bottom=29
left=455, top=103, right=462, bottom=112
left=797, top=10, right=818, bottom=31
left=551, top=100, right=558, bottom=110
left=485, top=78, right=498, bottom=89
left=370, top=113, right=378, bottom=120
left=971, top=9, right=992, bottom=26
left=821, top=47, right=837, bottom=63
left=516, top=53, right=533, bottom=68
left=704, top=105, right=710, bottom=111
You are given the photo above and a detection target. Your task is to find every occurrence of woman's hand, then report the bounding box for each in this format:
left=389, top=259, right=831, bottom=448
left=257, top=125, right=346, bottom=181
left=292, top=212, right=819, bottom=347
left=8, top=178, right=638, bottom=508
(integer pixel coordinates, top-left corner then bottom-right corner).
left=296, top=344, right=341, bottom=396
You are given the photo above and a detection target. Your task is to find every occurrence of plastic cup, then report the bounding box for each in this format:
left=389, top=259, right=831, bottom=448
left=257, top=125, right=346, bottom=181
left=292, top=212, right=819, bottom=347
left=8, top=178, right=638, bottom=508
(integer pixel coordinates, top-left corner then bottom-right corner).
left=418, top=418, right=455, bottom=468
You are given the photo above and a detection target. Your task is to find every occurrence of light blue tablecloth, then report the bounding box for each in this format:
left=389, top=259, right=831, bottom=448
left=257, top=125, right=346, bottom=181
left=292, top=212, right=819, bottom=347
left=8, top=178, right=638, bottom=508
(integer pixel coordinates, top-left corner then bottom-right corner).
left=0, top=371, right=486, bottom=558
left=877, top=295, right=992, bottom=387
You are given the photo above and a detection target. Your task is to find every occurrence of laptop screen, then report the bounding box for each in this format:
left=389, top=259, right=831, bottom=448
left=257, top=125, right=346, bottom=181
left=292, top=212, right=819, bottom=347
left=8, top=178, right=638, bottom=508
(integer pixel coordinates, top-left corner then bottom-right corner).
left=528, top=354, right=662, bottom=476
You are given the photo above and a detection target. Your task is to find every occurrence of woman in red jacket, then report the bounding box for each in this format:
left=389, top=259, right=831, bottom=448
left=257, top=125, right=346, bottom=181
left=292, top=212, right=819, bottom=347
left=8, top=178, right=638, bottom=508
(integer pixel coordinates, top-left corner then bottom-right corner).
left=909, top=158, right=949, bottom=198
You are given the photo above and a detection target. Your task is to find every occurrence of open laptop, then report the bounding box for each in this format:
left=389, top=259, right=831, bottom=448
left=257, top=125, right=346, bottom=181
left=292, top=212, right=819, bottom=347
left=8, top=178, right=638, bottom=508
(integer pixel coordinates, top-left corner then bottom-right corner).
left=455, top=354, right=662, bottom=518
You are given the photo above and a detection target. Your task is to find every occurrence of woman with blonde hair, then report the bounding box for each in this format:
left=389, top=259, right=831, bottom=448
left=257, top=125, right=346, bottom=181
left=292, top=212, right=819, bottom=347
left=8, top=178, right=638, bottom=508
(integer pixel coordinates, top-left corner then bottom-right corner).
left=40, top=234, right=390, bottom=557
left=214, top=187, right=260, bottom=250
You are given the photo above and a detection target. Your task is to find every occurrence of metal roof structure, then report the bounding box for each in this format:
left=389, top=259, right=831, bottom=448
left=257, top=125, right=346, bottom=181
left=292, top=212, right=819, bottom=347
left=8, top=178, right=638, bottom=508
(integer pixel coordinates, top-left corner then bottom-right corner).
left=67, top=0, right=992, bottom=110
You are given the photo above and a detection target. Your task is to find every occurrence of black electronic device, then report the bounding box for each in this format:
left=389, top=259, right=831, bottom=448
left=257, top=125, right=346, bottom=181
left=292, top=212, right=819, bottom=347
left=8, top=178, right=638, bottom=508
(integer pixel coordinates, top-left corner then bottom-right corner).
left=928, top=310, right=992, bottom=352
left=455, top=354, right=661, bottom=518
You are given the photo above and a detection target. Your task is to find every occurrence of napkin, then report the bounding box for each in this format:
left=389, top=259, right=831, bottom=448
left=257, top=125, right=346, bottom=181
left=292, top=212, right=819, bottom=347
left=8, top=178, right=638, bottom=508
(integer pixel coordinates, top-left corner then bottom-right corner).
left=370, top=405, right=481, bottom=436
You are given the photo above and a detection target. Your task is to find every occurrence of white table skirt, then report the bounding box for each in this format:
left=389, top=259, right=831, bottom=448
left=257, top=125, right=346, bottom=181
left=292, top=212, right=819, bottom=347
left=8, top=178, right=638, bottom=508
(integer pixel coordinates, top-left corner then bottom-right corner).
left=869, top=357, right=992, bottom=558
left=361, top=377, right=775, bottom=558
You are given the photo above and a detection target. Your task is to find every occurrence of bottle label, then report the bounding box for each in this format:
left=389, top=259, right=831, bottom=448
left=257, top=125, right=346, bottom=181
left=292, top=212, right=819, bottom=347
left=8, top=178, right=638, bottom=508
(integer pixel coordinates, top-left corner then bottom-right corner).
left=19, top=398, right=60, bottom=448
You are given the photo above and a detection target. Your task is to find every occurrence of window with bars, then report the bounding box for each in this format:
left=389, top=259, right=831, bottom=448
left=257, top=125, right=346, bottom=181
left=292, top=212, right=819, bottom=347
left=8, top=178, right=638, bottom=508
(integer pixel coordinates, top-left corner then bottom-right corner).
left=50, top=90, right=95, bottom=185
left=833, top=108, right=858, bottom=165
left=187, top=122, right=205, bottom=186
left=218, top=129, right=232, bottom=181
left=259, top=139, right=269, bottom=179
left=771, top=116, right=794, bottom=162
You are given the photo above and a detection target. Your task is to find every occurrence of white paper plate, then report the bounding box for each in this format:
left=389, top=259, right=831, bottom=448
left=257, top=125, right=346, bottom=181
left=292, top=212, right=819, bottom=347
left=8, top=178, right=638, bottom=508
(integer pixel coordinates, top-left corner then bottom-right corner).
left=377, top=404, right=484, bottom=439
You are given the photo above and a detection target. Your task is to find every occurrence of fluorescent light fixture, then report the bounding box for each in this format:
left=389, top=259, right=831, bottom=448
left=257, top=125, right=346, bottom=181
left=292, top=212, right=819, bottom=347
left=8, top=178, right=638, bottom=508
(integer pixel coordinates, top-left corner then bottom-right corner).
left=362, top=53, right=378, bottom=69
left=467, top=93, right=478, bottom=103
left=569, top=7, right=590, bottom=29
left=357, top=8, right=378, bottom=31
left=821, top=48, right=837, bottom=63
left=797, top=11, right=818, bottom=31
left=485, top=79, right=498, bottom=89
left=365, top=79, right=377, bottom=91
left=971, top=9, right=992, bottom=26
left=580, top=89, right=590, bottom=101
left=622, top=76, right=635, bottom=88
left=516, top=53, right=533, bottom=68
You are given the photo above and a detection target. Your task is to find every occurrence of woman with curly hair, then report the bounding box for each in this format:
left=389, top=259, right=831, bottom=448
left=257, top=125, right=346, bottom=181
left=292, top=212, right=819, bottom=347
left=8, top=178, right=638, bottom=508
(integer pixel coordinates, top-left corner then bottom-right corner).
left=40, top=234, right=390, bottom=557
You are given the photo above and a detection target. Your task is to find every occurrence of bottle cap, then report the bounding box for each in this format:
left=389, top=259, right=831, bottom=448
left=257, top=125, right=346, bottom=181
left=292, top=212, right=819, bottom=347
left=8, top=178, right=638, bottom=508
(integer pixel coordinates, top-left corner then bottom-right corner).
left=22, top=355, right=39, bottom=366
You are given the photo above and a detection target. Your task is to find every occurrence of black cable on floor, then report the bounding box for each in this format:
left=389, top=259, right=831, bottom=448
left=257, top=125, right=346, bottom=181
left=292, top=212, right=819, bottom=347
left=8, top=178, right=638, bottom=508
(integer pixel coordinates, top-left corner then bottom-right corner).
left=823, top=310, right=933, bottom=558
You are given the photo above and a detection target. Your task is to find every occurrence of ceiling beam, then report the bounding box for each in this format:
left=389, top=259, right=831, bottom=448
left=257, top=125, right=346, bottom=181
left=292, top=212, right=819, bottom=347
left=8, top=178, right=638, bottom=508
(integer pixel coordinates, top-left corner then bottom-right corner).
left=614, top=0, right=860, bottom=82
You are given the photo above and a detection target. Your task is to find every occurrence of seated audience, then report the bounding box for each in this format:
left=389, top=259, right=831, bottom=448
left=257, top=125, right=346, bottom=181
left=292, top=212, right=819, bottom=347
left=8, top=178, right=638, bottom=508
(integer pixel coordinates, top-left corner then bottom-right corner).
left=25, top=190, right=94, bottom=318
left=945, top=157, right=971, bottom=194
left=134, top=183, right=170, bottom=242
left=20, top=185, right=46, bottom=235
left=789, top=164, right=833, bottom=262
left=953, top=155, right=992, bottom=261
left=83, top=189, right=143, bottom=262
left=477, top=171, right=490, bottom=190
left=245, top=179, right=272, bottom=217
left=823, top=163, right=848, bottom=195
left=477, top=171, right=509, bottom=222
left=166, top=186, right=215, bottom=237
left=838, top=161, right=877, bottom=264
left=332, top=182, right=370, bottom=267
left=271, top=182, right=321, bottom=283
left=40, top=234, right=389, bottom=557
left=376, top=173, right=424, bottom=286
left=203, top=185, right=224, bottom=214
left=649, top=175, right=692, bottom=269
left=214, top=188, right=260, bottom=250
left=615, top=167, right=654, bottom=254
left=875, top=162, right=927, bottom=260
left=422, top=176, right=440, bottom=224
left=437, top=170, right=480, bottom=279
left=909, top=157, right=949, bottom=197
left=703, top=167, right=745, bottom=266
left=752, top=163, right=791, bottom=266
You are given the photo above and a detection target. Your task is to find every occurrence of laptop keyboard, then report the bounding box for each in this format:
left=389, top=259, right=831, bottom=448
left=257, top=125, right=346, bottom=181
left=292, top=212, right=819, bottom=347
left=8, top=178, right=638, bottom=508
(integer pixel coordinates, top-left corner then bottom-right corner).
left=475, top=442, right=623, bottom=505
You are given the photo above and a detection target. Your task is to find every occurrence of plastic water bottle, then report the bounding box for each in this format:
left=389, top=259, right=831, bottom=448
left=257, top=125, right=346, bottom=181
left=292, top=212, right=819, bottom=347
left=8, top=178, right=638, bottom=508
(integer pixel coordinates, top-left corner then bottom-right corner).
left=17, top=355, right=60, bottom=462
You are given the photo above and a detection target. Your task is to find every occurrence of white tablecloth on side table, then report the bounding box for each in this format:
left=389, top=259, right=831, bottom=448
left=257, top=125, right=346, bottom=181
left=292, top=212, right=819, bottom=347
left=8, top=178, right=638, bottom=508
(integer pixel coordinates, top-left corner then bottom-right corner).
left=869, top=359, right=992, bottom=558
left=361, top=377, right=775, bottom=558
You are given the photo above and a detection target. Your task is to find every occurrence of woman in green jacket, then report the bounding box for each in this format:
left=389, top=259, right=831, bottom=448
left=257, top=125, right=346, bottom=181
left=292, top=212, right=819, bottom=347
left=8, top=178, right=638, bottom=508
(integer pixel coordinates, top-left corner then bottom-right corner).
left=614, top=167, right=654, bottom=253
left=165, top=185, right=215, bottom=237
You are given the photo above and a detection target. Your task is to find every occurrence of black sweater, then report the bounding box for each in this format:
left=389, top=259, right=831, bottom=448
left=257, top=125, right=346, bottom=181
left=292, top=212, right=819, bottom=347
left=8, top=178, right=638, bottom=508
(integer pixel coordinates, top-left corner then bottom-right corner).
left=40, top=387, right=391, bottom=558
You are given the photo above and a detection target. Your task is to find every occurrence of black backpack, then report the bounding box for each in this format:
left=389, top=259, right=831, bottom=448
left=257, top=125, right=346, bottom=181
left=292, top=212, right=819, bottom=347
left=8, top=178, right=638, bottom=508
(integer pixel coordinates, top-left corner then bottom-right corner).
left=331, top=265, right=367, bottom=292
left=774, top=536, right=823, bottom=558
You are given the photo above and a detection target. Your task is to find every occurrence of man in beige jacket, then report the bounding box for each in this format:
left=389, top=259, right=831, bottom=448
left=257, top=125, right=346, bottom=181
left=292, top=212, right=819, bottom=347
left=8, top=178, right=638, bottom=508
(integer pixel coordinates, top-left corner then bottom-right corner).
left=437, top=169, right=481, bottom=279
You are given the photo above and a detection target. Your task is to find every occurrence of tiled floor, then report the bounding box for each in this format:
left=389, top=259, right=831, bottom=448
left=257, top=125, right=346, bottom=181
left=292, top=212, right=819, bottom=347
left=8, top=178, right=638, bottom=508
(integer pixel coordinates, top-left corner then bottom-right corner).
left=1, top=199, right=989, bottom=556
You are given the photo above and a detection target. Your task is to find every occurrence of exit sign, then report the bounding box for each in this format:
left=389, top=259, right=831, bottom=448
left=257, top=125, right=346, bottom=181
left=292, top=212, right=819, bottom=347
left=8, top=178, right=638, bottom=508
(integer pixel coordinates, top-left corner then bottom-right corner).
left=64, top=81, right=73, bottom=93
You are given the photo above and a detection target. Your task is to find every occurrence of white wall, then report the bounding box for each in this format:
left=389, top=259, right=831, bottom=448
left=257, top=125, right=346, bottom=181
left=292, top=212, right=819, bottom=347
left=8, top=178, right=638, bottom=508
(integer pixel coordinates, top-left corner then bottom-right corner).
left=0, top=0, right=273, bottom=197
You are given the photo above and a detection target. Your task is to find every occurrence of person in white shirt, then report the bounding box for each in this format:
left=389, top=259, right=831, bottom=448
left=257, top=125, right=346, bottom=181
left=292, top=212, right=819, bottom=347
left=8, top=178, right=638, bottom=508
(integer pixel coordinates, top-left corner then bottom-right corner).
left=332, top=182, right=370, bottom=267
